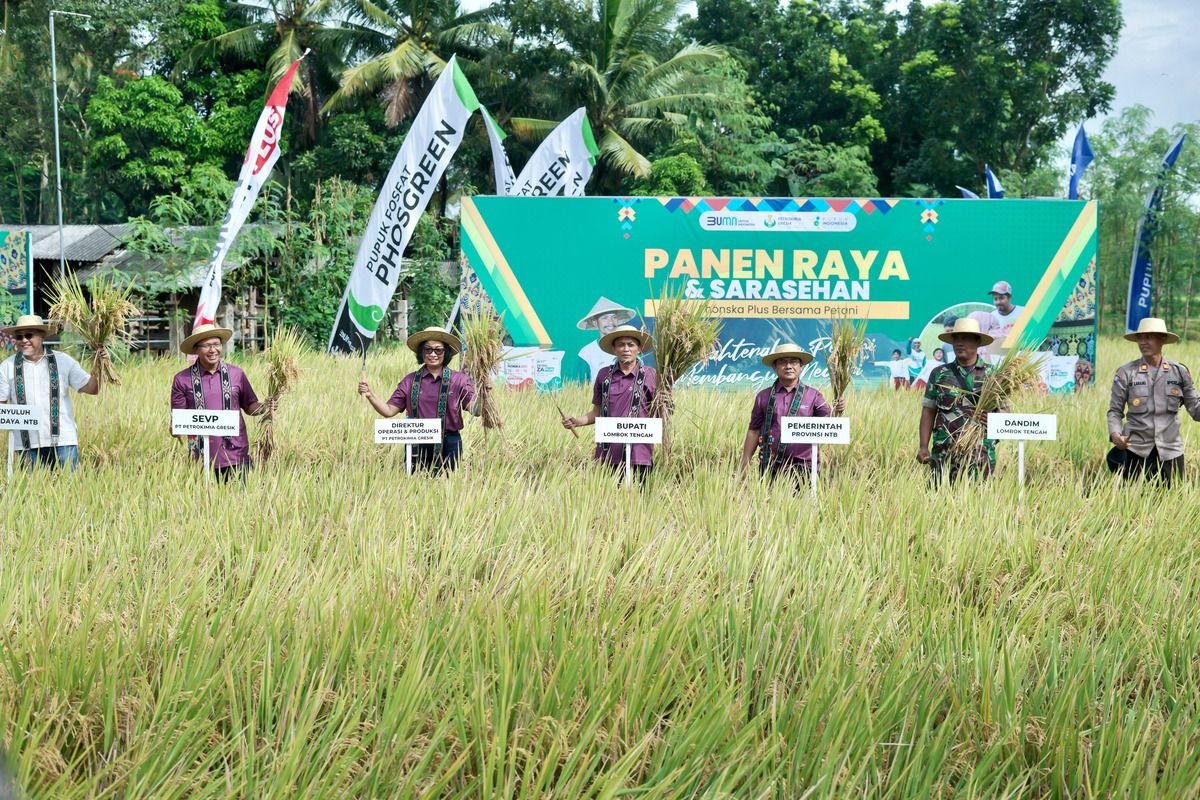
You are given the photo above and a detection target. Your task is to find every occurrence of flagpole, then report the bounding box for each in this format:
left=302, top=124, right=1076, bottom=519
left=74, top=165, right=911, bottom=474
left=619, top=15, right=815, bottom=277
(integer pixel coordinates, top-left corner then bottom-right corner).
left=50, top=10, right=92, bottom=287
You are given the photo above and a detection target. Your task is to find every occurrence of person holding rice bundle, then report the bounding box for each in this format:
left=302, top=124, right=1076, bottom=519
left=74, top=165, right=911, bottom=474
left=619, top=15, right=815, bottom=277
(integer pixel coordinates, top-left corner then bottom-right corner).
left=170, top=323, right=272, bottom=482
left=1107, top=317, right=1200, bottom=485
left=740, top=343, right=845, bottom=486
left=0, top=314, right=107, bottom=471
left=358, top=326, right=477, bottom=473
left=916, top=317, right=997, bottom=482
left=562, top=325, right=656, bottom=483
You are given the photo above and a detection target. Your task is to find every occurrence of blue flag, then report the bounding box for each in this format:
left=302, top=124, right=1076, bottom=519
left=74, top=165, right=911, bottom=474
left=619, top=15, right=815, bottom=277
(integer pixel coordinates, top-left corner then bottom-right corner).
left=1068, top=125, right=1093, bottom=200
left=985, top=165, right=1005, bottom=198
left=956, top=185, right=980, bottom=199
left=1126, top=133, right=1187, bottom=333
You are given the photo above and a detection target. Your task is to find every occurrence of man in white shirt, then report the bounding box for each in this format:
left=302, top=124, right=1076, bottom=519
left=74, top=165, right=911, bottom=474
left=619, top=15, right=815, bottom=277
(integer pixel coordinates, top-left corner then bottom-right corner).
left=0, top=314, right=105, bottom=470
left=984, top=280, right=1025, bottom=347
left=576, top=296, right=636, bottom=383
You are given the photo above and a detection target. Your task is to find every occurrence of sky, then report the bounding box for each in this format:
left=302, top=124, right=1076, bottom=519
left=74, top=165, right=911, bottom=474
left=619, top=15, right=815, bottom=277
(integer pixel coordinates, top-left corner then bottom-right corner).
left=1095, top=0, right=1198, bottom=132
left=457, top=0, right=1200, bottom=141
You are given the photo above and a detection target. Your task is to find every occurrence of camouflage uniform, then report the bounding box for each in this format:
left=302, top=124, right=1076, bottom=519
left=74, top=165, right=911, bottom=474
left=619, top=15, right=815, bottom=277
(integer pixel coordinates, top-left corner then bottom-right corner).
left=922, top=360, right=996, bottom=481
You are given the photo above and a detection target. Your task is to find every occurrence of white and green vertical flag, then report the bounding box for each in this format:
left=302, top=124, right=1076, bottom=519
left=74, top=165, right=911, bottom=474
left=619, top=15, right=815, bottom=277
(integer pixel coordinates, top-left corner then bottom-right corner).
left=513, top=108, right=596, bottom=196
left=481, top=106, right=515, bottom=195
left=563, top=113, right=599, bottom=197
left=327, top=56, right=479, bottom=355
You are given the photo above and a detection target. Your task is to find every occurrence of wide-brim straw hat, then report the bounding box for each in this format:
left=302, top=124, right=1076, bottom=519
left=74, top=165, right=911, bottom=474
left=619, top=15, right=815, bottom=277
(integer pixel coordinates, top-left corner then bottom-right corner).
left=577, top=296, right=636, bottom=330
left=599, top=325, right=653, bottom=355
left=762, top=342, right=814, bottom=367
left=938, top=317, right=994, bottom=346
left=180, top=323, right=233, bottom=354
left=406, top=326, right=461, bottom=355
left=2, top=314, right=58, bottom=337
left=1124, top=317, right=1179, bottom=344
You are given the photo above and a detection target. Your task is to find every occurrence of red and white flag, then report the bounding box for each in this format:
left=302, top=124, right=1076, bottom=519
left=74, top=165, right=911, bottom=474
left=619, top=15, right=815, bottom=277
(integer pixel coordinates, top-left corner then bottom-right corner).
left=193, top=51, right=308, bottom=328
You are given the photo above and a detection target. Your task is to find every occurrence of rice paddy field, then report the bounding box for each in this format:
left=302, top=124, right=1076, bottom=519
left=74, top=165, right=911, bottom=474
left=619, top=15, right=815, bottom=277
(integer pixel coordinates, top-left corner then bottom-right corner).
left=3, top=335, right=1200, bottom=798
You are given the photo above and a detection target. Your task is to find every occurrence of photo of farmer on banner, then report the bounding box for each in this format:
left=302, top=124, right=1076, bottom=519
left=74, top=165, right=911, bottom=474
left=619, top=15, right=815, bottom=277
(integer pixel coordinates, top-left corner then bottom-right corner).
left=576, top=296, right=637, bottom=383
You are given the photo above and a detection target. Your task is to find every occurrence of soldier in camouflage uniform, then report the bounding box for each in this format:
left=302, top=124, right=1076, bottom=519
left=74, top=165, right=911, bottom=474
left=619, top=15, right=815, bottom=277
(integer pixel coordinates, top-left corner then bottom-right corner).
left=917, top=318, right=997, bottom=481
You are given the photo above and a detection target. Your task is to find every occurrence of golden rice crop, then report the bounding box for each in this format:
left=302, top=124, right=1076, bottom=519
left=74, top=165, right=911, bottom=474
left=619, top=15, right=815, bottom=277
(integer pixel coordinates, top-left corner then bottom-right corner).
left=255, top=325, right=305, bottom=464
left=646, top=286, right=722, bottom=451
left=2, top=336, right=1199, bottom=798
left=457, top=307, right=505, bottom=430
left=826, top=318, right=868, bottom=401
left=46, top=273, right=139, bottom=385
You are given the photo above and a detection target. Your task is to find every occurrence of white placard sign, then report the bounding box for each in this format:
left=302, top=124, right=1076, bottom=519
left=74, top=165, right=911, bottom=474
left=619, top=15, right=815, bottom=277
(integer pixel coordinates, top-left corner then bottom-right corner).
left=594, top=416, right=663, bottom=444
left=780, top=417, right=851, bottom=444
left=0, top=404, right=44, bottom=431
left=375, top=418, right=443, bottom=444
left=986, top=413, right=1057, bottom=441
left=171, top=409, right=241, bottom=437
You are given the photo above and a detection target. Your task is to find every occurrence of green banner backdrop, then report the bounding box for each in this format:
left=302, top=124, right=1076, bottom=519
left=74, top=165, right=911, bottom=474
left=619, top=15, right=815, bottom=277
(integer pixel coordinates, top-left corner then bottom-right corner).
left=460, top=197, right=1097, bottom=391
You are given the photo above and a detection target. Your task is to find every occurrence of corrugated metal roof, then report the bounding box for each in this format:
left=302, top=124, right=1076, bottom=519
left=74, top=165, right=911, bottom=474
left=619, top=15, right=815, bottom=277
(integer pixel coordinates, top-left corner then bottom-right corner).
left=0, top=224, right=273, bottom=290
left=0, top=224, right=129, bottom=262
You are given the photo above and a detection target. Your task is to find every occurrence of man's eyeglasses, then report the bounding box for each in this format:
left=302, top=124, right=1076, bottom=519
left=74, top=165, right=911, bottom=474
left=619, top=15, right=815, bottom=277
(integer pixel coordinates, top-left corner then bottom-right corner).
left=196, top=342, right=223, bottom=351
left=423, top=346, right=446, bottom=354
left=12, top=332, right=36, bottom=341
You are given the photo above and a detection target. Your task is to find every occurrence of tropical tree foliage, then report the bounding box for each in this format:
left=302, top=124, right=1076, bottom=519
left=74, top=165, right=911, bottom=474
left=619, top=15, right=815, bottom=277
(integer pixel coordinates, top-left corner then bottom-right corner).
left=7, top=0, right=1197, bottom=335
left=323, top=0, right=506, bottom=126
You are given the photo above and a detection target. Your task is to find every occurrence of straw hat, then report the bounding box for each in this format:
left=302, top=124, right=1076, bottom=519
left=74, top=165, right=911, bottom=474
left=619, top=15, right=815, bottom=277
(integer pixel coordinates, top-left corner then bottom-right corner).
left=406, top=326, right=461, bottom=355
left=576, top=296, right=636, bottom=330
left=762, top=343, right=814, bottom=367
left=1124, top=317, right=1179, bottom=344
left=938, top=317, right=994, bottom=346
left=599, top=325, right=652, bottom=355
left=180, top=323, right=233, bottom=354
left=2, top=314, right=58, bottom=336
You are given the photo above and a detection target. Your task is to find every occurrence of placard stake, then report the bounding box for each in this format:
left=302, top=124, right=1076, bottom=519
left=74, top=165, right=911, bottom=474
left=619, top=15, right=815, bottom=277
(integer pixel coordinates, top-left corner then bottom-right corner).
left=625, top=444, right=632, bottom=488
left=810, top=443, right=819, bottom=496
left=203, top=435, right=211, bottom=485
left=406, top=444, right=413, bottom=476
left=1018, top=440, right=1025, bottom=498
left=6, top=432, right=12, bottom=480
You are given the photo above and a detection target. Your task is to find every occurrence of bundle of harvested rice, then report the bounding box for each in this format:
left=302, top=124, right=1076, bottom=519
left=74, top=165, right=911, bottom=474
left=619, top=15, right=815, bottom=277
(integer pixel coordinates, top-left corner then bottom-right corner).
left=826, top=319, right=868, bottom=402
left=256, top=326, right=305, bottom=464
left=647, top=286, right=722, bottom=453
left=949, top=347, right=1041, bottom=459
left=457, top=307, right=505, bottom=430
left=47, top=273, right=139, bottom=386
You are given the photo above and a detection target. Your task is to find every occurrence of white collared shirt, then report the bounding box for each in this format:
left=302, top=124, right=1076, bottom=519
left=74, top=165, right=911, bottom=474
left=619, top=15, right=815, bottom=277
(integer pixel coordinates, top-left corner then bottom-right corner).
left=578, top=339, right=611, bottom=384
left=0, top=351, right=91, bottom=449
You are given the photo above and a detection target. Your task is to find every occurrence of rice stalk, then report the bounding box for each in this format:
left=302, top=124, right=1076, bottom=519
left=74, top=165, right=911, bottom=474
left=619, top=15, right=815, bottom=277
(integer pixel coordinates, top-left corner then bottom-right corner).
left=647, top=286, right=722, bottom=454
left=46, top=273, right=139, bottom=386
left=457, top=307, right=505, bottom=430
left=256, top=326, right=305, bottom=464
left=5, top=336, right=1200, bottom=798
left=826, top=318, right=868, bottom=401
left=949, top=347, right=1042, bottom=460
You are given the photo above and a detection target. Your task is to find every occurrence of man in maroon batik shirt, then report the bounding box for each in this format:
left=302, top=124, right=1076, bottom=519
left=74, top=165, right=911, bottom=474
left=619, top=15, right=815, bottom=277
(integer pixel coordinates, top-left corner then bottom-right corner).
left=740, top=343, right=844, bottom=488
left=170, top=323, right=272, bottom=483
left=562, top=325, right=656, bottom=484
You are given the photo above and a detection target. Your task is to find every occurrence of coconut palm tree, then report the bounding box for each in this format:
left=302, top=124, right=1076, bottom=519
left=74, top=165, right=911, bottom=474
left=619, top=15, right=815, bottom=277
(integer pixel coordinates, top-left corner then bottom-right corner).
left=322, top=0, right=505, bottom=127
left=510, top=0, right=733, bottom=181
left=176, top=0, right=358, bottom=143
